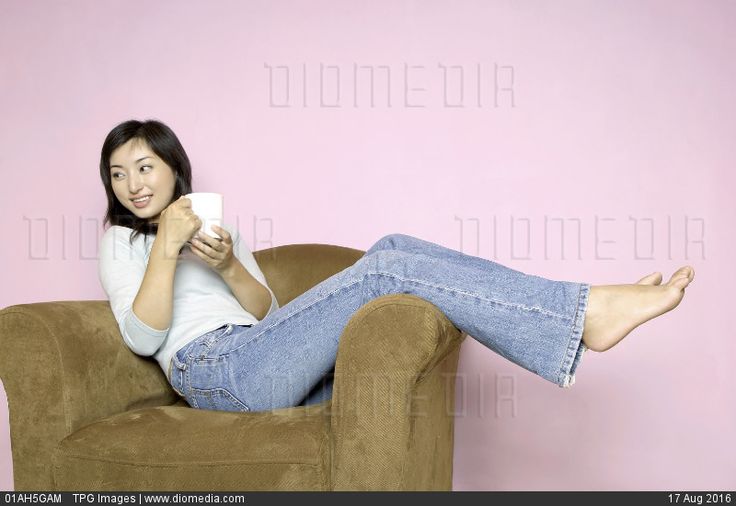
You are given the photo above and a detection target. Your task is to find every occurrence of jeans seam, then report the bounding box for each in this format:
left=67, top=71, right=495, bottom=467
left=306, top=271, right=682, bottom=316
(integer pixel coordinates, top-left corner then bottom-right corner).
left=369, top=271, right=574, bottom=321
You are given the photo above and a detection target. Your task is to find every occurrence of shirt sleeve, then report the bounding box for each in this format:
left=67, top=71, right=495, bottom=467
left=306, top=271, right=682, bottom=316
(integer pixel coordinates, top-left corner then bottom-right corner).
left=98, top=226, right=169, bottom=356
left=229, top=225, right=280, bottom=319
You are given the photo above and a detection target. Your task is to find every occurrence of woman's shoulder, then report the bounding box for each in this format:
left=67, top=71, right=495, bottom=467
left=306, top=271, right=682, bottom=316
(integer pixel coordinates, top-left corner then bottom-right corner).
left=102, top=225, right=134, bottom=241
left=100, top=225, right=152, bottom=252
left=106, top=224, right=133, bottom=233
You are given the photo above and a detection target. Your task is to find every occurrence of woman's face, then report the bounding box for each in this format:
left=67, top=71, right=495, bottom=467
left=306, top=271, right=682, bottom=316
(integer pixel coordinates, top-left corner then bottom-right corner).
left=109, top=138, right=176, bottom=224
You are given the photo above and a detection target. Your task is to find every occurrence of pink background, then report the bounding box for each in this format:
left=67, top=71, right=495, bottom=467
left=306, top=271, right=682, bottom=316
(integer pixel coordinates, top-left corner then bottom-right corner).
left=1, top=0, right=733, bottom=491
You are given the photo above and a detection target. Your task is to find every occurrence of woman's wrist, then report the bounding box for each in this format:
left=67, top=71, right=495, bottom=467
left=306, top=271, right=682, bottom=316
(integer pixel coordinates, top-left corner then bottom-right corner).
left=216, top=256, right=241, bottom=279
left=153, top=233, right=185, bottom=260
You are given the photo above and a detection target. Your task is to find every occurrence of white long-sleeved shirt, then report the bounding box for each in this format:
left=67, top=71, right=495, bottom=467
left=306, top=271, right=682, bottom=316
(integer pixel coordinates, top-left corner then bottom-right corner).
left=97, top=223, right=279, bottom=379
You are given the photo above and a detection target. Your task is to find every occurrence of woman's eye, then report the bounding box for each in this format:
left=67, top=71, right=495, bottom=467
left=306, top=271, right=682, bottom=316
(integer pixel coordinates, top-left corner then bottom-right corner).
left=112, top=165, right=151, bottom=179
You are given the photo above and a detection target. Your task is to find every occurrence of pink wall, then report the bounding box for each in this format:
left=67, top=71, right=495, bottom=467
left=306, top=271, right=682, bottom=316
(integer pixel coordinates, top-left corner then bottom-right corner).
left=1, top=0, right=733, bottom=491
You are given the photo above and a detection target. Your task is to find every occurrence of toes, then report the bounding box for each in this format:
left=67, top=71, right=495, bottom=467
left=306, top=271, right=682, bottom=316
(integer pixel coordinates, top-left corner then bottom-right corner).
left=637, top=272, right=663, bottom=285
left=668, top=266, right=693, bottom=289
left=671, top=275, right=690, bottom=291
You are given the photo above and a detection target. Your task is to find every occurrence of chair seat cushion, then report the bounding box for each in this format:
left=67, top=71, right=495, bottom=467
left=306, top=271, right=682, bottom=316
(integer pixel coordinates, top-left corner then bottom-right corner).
left=51, top=402, right=332, bottom=491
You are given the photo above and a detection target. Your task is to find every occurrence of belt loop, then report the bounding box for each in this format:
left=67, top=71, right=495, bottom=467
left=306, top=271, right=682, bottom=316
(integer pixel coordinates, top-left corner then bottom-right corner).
left=172, top=352, right=188, bottom=371
left=169, top=354, right=187, bottom=398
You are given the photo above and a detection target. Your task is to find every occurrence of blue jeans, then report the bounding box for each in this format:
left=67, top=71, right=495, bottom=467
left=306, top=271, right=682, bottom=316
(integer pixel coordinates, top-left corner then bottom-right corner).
left=168, top=233, right=590, bottom=413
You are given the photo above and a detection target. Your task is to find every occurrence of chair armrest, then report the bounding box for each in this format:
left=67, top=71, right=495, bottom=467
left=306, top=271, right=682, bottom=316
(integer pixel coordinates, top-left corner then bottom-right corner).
left=329, top=294, right=466, bottom=491
left=0, top=301, right=176, bottom=490
left=254, top=243, right=366, bottom=307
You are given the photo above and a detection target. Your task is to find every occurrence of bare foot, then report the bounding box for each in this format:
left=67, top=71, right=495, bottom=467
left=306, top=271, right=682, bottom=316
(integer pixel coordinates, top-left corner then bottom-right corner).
left=581, top=266, right=695, bottom=352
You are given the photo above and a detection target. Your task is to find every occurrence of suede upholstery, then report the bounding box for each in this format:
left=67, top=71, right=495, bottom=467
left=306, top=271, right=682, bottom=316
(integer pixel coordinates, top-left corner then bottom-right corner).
left=0, top=243, right=466, bottom=491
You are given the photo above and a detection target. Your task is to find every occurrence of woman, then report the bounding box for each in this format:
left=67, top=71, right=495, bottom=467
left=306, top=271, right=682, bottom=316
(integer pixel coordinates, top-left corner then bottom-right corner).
left=98, top=119, right=695, bottom=413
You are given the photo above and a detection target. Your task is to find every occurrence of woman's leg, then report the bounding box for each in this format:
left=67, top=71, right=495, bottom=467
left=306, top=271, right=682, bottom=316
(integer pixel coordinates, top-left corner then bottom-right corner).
left=299, top=233, right=586, bottom=406
left=364, top=232, right=589, bottom=379
left=366, top=234, right=696, bottom=353
left=170, top=233, right=590, bottom=413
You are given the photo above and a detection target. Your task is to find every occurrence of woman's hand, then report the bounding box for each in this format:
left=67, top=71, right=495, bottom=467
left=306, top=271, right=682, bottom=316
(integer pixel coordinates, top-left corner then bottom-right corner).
left=189, top=224, right=237, bottom=275
left=158, top=196, right=202, bottom=250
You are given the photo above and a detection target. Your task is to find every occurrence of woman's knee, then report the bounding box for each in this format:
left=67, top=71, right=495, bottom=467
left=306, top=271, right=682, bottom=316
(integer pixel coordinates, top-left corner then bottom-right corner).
left=356, top=248, right=410, bottom=277
left=366, top=233, right=413, bottom=255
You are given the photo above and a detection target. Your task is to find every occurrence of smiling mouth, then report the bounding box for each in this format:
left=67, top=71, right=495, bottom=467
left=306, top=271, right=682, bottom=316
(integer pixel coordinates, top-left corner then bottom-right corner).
left=131, top=195, right=153, bottom=208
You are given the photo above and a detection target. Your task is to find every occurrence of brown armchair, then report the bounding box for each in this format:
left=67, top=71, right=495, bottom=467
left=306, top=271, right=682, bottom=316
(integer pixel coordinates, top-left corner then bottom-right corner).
left=0, top=243, right=467, bottom=491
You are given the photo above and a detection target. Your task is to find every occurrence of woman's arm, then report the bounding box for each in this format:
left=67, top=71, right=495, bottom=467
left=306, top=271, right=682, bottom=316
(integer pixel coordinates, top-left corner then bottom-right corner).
left=130, top=235, right=179, bottom=331
left=219, top=260, right=273, bottom=320
left=99, top=226, right=174, bottom=356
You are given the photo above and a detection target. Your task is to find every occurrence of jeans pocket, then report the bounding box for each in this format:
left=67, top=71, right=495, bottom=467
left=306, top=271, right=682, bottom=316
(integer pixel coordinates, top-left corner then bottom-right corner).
left=189, top=387, right=251, bottom=413
left=202, top=324, right=234, bottom=348
left=185, top=352, right=250, bottom=413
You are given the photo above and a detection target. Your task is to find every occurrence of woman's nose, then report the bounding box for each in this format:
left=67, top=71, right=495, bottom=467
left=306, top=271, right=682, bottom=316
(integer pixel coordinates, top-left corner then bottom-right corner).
left=127, top=174, right=144, bottom=193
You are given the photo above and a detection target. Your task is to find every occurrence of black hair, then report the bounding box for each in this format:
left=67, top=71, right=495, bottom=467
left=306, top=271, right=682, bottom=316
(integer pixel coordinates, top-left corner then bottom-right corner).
left=99, top=119, right=193, bottom=246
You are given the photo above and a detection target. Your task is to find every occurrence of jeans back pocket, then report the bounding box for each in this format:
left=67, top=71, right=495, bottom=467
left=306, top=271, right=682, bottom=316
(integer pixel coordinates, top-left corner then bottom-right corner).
left=188, top=387, right=251, bottom=412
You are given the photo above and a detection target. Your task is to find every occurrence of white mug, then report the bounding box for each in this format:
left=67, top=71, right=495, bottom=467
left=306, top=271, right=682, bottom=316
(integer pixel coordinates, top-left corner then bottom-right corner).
left=184, top=192, right=224, bottom=239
